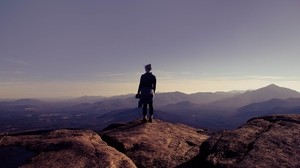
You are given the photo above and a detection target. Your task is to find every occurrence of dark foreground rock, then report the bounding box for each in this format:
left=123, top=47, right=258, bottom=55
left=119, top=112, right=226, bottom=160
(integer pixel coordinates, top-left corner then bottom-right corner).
left=199, top=114, right=300, bottom=168
left=0, top=129, right=136, bottom=168
left=100, top=119, right=209, bottom=168
left=2, top=115, right=298, bottom=168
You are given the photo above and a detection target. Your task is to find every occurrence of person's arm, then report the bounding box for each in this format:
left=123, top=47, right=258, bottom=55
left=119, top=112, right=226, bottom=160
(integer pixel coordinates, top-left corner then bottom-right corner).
left=153, top=75, right=156, bottom=93
left=137, top=76, right=142, bottom=94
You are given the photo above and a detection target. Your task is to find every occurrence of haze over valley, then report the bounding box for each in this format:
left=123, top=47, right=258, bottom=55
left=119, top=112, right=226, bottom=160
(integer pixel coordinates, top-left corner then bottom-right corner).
left=1, top=84, right=300, bottom=133
left=1, top=1, right=300, bottom=133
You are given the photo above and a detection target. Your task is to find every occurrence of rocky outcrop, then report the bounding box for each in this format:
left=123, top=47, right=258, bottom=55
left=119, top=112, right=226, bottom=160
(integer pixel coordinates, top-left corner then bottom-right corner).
left=0, top=129, right=136, bottom=168
left=100, top=119, right=209, bottom=168
left=199, top=114, right=300, bottom=168
left=0, top=120, right=209, bottom=168
left=2, top=115, right=298, bottom=168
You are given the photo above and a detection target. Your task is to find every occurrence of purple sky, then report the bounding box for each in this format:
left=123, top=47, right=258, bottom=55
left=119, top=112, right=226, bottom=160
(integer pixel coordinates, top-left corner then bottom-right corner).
left=1, top=0, right=300, bottom=98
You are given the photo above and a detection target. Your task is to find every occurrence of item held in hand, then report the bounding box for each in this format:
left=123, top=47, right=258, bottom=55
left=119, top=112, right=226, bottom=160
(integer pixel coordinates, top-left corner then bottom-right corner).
left=135, top=94, right=141, bottom=99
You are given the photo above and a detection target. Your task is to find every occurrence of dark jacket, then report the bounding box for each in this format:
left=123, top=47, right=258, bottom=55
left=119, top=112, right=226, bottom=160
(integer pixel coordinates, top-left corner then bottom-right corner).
left=138, top=72, right=156, bottom=94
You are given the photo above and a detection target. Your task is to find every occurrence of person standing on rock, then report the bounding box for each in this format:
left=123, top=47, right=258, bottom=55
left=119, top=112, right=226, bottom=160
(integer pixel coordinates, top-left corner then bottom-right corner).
left=137, top=64, right=156, bottom=123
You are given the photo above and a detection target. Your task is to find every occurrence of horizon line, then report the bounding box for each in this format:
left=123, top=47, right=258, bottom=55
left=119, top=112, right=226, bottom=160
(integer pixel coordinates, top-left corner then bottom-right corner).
left=1, top=83, right=298, bottom=100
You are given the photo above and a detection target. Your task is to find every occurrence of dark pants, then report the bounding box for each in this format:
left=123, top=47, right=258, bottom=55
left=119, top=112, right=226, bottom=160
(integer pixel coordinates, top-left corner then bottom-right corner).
left=143, top=102, right=153, bottom=117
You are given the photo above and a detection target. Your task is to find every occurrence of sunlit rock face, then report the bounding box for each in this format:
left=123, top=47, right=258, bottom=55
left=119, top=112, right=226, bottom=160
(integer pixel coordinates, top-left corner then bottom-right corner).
left=0, top=129, right=136, bottom=168
left=99, top=119, right=209, bottom=168
left=2, top=115, right=298, bottom=168
left=0, top=119, right=209, bottom=168
left=199, top=114, right=300, bottom=168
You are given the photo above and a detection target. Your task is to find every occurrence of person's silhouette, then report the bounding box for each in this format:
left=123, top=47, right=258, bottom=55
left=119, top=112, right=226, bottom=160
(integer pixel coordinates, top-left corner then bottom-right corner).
left=137, top=64, right=156, bottom=123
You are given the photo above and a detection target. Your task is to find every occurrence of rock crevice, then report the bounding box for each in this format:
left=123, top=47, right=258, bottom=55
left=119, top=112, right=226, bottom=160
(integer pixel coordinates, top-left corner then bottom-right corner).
left=237, top=121, right=273, bottom=164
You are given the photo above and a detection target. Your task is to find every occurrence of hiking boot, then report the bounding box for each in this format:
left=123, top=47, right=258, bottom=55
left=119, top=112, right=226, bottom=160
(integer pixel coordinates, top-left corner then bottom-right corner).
left=148, top=116, right=153, bottom=123
left=142, top=117, right=147, bottom=123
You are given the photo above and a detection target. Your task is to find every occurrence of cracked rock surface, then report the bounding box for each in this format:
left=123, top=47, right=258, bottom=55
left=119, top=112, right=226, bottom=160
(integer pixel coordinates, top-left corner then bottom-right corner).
left=0, top=129, right=136, bottom=168
left=100, top=119, right=209, bottom=168
left=2, top=115, right=297, bottom=168
left=0, top=120, right=209, bottom=168
left=199, top=114, right=300, bottom=168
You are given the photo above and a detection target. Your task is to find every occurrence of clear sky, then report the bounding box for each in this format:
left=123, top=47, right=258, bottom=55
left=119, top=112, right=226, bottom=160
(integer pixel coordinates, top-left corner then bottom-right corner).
left=1, top=0, right=300, bottom=98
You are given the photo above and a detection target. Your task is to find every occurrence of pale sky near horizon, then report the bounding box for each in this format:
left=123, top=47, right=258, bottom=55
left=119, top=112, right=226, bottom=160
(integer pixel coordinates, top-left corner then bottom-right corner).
left=1, top=0, right=300, bottom=98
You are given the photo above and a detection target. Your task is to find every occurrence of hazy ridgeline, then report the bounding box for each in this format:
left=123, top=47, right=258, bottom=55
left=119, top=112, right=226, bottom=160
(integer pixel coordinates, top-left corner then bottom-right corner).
left=1, top=84, right=300, bottom=133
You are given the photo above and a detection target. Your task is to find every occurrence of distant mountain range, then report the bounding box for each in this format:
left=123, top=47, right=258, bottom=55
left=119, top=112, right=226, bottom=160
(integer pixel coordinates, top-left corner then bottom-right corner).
left=1, top=84, right=300, bottom=132
left=95, top=84, right=300, bottom=130
left=208, top=84, right=300, bottom=108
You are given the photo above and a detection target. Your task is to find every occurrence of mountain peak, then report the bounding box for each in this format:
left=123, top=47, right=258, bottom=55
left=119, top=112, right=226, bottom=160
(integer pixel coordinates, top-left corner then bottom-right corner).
left=265, top=83, right=279, bottom=88
left=261, top=84, right=285, bottom=90
left=211, top=84, right=300, bottom=108
left=256, top=84, right=300, bottom=95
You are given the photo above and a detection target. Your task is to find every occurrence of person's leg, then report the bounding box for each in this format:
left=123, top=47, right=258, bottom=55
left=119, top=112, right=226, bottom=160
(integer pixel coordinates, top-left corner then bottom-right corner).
left=149, top=102, right=153, bottom=116
left=148, top=101, right=153, bottom=122
left=142, top=103, right=148, bottom=122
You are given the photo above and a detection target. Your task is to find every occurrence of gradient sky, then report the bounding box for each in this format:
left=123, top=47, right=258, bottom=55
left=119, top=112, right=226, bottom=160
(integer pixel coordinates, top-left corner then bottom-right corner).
left=1, top=0, right=300, bottom=98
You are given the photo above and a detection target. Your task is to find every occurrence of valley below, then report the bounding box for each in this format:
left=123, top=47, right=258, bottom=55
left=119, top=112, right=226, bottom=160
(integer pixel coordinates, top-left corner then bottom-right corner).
left=1, top=84, right=300, bottom=134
